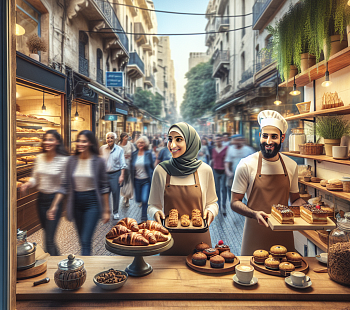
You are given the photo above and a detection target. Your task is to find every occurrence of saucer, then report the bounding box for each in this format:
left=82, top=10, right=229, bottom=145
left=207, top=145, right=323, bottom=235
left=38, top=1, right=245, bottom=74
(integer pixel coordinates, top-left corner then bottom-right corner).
left=233, top=275, right=258, bottom=286
left=316, top=254, right=327, bottom=264
left=285, top=276, right=312, bottom=289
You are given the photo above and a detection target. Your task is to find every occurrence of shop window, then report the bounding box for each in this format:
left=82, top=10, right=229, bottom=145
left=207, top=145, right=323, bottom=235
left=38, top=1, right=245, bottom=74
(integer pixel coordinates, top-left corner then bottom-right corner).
left=16, top=0, right=41, bottom=55
left=79, top=31, right=89, bottom=77
left=97, top=48, right=103, bottom=84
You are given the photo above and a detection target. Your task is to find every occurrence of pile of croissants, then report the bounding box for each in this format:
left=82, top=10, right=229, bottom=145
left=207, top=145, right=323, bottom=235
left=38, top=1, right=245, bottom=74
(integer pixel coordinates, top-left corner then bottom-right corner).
left=106, top=217, right=169, bottom=246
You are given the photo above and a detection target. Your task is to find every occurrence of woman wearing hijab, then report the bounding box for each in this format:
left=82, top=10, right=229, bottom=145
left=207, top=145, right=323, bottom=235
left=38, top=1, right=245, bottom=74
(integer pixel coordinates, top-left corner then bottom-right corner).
left=148, top=122, right=218, bottom=255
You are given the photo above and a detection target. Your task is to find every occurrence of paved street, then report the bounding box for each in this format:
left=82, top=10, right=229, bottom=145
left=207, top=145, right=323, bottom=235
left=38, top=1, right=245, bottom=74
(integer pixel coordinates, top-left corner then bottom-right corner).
left=28, top=194, right=245, bottom=257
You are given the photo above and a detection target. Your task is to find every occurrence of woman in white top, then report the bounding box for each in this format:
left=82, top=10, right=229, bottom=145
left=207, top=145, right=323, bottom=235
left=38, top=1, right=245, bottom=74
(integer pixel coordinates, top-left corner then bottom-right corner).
left=49, top=130, right=110, bottom=256
left=21, top=130, right=69, bottom=255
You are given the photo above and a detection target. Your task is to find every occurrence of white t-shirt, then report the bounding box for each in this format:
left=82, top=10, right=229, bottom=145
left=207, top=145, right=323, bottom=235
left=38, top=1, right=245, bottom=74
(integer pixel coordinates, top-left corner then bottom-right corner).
left=135, top=155, right=148, bottom=179
left=225, top=145, right=255, bottom=173
left=231, top=152, right=299, bottom=201
left=73, top=158, right=95, bottom=192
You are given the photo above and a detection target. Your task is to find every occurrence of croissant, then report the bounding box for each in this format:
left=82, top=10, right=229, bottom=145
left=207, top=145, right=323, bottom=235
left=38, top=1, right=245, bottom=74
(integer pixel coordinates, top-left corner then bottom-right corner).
left=106, top=225, right=131, bottom=239
left=113, top=232, right=149, bottom=246
left=151, top=230, right=169, bottom=242
left=138, top=229, right=157, bottom=244
left=117, top=217, right=139, bottom=232
left=139, top=220, right=169, bottom=235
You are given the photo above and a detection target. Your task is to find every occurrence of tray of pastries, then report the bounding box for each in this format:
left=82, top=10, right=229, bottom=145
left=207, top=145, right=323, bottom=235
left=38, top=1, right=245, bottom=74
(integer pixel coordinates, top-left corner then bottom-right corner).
left=105, top=218, right=172, bottom=251
left=250, top=245, right=308, bottom=277
left=186, top=240, right=239, bottom=274
left=162, top=208, right=208, bottom=233
left=268, top=204, right=336, bottom=230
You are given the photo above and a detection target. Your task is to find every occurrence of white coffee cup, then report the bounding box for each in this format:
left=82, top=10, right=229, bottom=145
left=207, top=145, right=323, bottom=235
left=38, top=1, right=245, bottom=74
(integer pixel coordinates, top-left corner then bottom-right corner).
left=235, top=264, right=254, bottom=283
left=332, top=146, right=348, bottom=159
left=290, top=271, right=306, bottom=286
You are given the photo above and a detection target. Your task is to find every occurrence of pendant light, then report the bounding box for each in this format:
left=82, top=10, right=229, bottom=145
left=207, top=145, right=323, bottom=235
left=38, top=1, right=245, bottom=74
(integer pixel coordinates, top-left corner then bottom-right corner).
left=321, top=62, right=332, bottom=87
left=289, top=76, right=301, bottom=96
left=15, top=11, right=25, bottom=36
left=75, top=102, right=79, bottom=120
left=274, top=72, right=282, bottom=105
left=348, top=0, right=350, bottom=5
left=41, top=92, right=46, bottom=110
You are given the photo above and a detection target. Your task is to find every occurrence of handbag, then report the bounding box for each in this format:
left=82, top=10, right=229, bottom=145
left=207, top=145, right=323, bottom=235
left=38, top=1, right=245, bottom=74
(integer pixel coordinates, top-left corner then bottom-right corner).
left=120, top=168, right=133, bottom=199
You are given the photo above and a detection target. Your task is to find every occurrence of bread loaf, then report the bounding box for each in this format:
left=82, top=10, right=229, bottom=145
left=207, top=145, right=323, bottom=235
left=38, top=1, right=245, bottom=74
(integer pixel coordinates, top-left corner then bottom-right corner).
left=138, top=220, right=169, bottom=235
left=181, top=214, right=190, bottom=227
left=117, top=217, right=139, bottom=232
left=106, top=225, right=131, bottom=239
left=113, top=232, right=149, bottom=246
left=168, top=209, right=178, bottom=227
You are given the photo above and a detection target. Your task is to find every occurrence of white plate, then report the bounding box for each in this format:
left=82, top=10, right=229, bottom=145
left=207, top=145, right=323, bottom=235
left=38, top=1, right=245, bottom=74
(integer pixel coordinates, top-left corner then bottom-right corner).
left=316, top=253, right=328, bottom=264
left=233, top=275, right=258, bottom=286
left=285, top=276, right=312, bottom=289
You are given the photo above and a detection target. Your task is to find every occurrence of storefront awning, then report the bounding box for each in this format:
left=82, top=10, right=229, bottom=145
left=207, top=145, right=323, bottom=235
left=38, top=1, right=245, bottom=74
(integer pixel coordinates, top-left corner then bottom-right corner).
left=88, top=83, right=123, bottom=104
left=215, top=95, right=244, bottom=112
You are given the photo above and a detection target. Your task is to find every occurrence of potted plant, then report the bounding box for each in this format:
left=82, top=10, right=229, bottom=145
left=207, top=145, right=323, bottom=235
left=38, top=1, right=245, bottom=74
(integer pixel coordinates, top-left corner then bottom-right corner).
left=26, top=34, right=47, bottom=61
left=315, top=115, right=350, bottom=156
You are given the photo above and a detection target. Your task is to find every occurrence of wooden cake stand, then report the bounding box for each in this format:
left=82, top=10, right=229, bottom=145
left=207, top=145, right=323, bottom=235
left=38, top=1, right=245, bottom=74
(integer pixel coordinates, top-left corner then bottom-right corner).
left=105, top=235, right=174, bottom=277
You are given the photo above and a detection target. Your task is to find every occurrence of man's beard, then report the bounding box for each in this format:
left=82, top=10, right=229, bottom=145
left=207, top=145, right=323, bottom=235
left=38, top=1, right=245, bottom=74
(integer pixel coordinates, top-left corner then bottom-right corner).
left=260, top=142, right=281, bottom=158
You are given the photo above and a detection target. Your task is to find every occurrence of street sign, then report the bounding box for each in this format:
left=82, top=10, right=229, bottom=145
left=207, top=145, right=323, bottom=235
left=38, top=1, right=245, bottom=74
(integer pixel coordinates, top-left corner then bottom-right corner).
left=104, top=114, right=119, bottom=121
left=106, top=71, right=123, bottom=87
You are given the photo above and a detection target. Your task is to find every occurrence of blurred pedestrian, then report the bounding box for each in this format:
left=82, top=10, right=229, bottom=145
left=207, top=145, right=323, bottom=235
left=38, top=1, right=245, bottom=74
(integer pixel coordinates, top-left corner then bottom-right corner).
left=130, top=136, right=154, bottom=222
left=131, top=131, right=141, bottom=148
left=100, top=132, right=126, bottom=220
left=118, top=132, right=136, bottom=207
left=21, top=130, right=68, bottom=255
left=155, top=144, right=172, bottom=166
left=49, top=130, right=110, bottom=256
left=212, top=134, right=228, bottom=216
left=222, top=132, right=231, bottom=147
left=197, top=137, right=210, bottom=164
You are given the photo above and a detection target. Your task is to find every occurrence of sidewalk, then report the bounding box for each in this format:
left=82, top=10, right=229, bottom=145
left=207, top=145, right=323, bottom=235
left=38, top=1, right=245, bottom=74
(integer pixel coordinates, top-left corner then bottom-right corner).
left=28, top=196, right=245, bottom=256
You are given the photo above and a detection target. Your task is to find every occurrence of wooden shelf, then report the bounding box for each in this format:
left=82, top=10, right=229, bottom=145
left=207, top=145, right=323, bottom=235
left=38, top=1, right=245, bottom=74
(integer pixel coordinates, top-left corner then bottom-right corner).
left=279, top=46, right=350, bottom=88
left=299, top=179, right=350, bottom=202
left=300, top=230, right=328, bottom=252
left=16, top=116, right=57, bottom=126
left=282, top=152, right=350, bottom=166
left=285, top=105, right=350, bottom=121
left=16, top=132, right=44, bottom=137
left=16, top=152, right=41, bottom=157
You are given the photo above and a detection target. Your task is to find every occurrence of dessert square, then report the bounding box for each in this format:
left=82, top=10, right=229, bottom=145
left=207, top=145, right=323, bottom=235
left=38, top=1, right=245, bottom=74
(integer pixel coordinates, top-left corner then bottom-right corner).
left=271, top=204, right=294, bottom=224
left=300, top=204, right=328, bottom=224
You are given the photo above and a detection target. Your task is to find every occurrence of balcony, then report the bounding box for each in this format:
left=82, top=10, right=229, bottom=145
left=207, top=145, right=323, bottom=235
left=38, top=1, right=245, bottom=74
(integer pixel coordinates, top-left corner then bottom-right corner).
left=79, top=56, right=89, bottom=77
left=127, top=51, right=144, bottom=80
left=217, top=0, right=229, bottom=15
left=142, top=40, right=153, bottom=54
left=97, top=68, right=103, bottom=84
left=253, top=0, right=285, bottom=30
left=239, top=67, right=254, bottom=85
left=212, top=50, right=230, bottom=78
left=125, top=0, right=137, bottom=16
left=216, top=17, right=229, bottom=32
left=144, top=74, right=155, bottom=87
left=135, top=23, right=147, bottom=46
left=138, top=0, right=153, bottom=29
left=205, top=32, right=216, bottom=46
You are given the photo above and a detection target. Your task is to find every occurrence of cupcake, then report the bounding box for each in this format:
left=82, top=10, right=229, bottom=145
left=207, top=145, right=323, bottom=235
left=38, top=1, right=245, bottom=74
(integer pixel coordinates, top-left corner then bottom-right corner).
left=279, top=262, right=295, bottom=276
left=194, top=242, right=210, bottom=253
left=215, top=240, right=230, bottom=253
left=253, top=249, right=269, bottom=264
left=220, top=251, right=235, bottom=263
left=286, top=252, right=302, bottom=267
left=210, top=255, right=225, bottom=268
left=192, top=252, right=207, bottom=266
left=264, top=257, right=280, bottom=270
left=270, top=245, right=287, bottom=258
left=203, top=248, right=219, bottom=259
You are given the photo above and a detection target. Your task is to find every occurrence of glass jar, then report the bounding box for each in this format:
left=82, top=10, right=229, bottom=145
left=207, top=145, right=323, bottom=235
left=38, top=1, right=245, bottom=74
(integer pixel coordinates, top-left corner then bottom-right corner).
left=328, top=213, right=350, bottom=286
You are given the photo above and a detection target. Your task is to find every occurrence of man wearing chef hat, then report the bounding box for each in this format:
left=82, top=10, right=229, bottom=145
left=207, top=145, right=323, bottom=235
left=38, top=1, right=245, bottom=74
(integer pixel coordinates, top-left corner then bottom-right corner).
left=231, top=110, right=305, bottom=255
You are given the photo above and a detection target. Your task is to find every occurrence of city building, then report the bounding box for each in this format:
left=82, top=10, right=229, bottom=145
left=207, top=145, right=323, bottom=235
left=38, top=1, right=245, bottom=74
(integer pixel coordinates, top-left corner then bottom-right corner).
left=188, top=52, right=210, bottom=71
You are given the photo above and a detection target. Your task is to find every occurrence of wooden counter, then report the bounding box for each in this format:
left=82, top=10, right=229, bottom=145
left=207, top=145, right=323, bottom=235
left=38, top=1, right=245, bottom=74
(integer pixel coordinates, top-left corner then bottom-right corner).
left=16, top=256, right=350, bottom=307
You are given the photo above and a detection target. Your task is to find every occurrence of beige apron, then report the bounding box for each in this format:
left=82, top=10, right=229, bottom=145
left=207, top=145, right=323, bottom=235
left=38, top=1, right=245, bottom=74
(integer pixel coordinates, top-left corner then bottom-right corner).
left=161, top=171, right=212, bottom=256
left=241, top=152, right=295, bottom=255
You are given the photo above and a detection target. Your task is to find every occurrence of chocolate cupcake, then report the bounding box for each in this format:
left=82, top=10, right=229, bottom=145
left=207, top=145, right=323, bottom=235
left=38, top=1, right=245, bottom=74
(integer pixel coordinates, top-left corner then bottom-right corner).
left=192, top=252, right=207, bottom=266
left=194, top=242, right=210, bottom=253
left=203, top=248, right=219, bottom=259
left=210, top=255, right=225, bottom=268
left=220, top=251, right=235, bottom=263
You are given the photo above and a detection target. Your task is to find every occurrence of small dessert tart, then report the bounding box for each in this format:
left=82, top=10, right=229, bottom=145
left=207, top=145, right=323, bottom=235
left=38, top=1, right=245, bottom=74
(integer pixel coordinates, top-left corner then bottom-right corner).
left=192, top=252, right=207, bottom=266
left=220, top=251, right=235, bottom=263
left=264, top=257, right=280, bottom=270
left=210, top=255, right=225, bottom=268
left=253, top=249, right=269, bottom=264
left=215, top=240, right=230, bottom=253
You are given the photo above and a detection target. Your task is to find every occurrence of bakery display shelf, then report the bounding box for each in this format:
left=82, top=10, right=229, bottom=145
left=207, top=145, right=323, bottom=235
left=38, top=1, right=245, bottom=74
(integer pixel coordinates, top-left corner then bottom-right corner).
left=268, top=215, right=336, bottom=231
left=282, top=152, right=350, bottom=166
left=16, top=141, right=41, bottom=146
left=284, top=105, right=350, bottom=121
left=16, top=116, right=56, bottom=126
left=16, top=132, right=44, bottom=137
left=16, top=152, right=41, bottom=157
left=299, top=230, right=328, bottom=252
left=279, top=46, right=350, bottom=88
left=299, top=180, right=350, bottom=202
left=186, top=254, right=240, bottom=274
left=16, top=163, right=34, bottom=170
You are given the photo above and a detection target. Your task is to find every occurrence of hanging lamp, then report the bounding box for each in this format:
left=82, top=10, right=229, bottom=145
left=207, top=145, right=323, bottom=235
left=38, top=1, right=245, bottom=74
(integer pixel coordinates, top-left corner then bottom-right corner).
left=274, top=72, right=282, bottom=105
left=75, top=102, right=79, bottom=120
left=289, top=76, right=301, bottom=96
left=15, top=11, right=25, bottom=36
left=321, top=62, right=332, bottom=87
left=41, top=92, right=46, bottom=110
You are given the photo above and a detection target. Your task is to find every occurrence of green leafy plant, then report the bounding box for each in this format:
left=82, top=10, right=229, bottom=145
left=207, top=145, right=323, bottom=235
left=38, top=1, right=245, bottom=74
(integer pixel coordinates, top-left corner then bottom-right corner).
left=315, top=115, right=350, bottom=139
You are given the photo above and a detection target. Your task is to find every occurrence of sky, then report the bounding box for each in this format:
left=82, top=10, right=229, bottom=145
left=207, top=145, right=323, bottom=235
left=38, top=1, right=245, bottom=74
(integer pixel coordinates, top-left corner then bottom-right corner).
left=152, top=0, right=208, bottom=111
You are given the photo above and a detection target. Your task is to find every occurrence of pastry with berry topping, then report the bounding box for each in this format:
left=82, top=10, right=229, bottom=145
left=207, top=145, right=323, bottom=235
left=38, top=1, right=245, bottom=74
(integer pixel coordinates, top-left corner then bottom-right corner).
left=215, top=240, right=230, bottom=253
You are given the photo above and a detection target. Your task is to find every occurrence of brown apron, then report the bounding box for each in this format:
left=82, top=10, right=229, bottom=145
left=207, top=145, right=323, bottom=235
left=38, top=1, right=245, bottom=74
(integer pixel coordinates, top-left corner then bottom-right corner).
left=240, top=152, right=295, bottom=255
left=162, top=171, right=212, bottom=256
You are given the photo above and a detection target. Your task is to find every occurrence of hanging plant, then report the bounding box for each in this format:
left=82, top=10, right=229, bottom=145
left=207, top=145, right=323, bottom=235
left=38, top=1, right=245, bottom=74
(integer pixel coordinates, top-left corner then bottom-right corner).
left=26, top=34, right=47, bottom=54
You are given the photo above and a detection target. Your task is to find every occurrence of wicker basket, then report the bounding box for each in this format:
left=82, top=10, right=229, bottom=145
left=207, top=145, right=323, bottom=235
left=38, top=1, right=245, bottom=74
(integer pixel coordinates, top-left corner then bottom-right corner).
left=299, top=143, right=324, bottom=155
left=316, top=230, right=330, bottom=245
left=296, top=101, right=311, bottom=114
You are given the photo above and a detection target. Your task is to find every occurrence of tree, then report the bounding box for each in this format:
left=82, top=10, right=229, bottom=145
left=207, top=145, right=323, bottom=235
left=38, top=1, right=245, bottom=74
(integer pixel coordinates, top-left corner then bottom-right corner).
left=180, top=61, right=216, bottom=122
left=133, top=87, right=162, bottom=117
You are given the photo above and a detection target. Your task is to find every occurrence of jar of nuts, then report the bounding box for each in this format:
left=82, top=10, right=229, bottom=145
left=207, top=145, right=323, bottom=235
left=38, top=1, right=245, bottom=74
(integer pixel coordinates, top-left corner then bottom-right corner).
left=54, top=254, right=87, bottom=290
left=328, top=213, right=350, bottom=286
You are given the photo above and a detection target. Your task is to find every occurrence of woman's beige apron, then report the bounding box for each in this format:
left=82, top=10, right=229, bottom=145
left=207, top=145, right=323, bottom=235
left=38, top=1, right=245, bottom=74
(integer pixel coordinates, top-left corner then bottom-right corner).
left=162, top=171, right=212, bottom=256
left=241, top=152, right=295, bottom=255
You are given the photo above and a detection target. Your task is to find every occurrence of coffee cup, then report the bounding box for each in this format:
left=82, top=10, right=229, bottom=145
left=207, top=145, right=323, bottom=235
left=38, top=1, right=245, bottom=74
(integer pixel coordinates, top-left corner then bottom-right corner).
left=290, top=271, right=306, bottom=286
left=332, top=146, right=348, bottom=159
left=235, top=264, right=254, bottom=283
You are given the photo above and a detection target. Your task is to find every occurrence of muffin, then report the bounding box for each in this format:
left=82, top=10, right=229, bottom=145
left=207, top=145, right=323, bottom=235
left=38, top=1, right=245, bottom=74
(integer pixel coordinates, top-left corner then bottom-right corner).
left=264, top=257, right=280, bottom=270
left=215, top=240, right=230, bottom=253
left=270, top=245, right=287, bottom=258
left=286, top=252, right=302, bottom=267
left=253, top=249, right=269, bottom=264
left=192, top=252, right=207, bottom=266
left=210, top=255, right=225, bottom=268
left=203, top=248, right=219, bottom=259
left=220, top=251, right=235, bottom=263
left=194, top=242, right=210, bottom=253
left=279, top=262, right=295, bottom=276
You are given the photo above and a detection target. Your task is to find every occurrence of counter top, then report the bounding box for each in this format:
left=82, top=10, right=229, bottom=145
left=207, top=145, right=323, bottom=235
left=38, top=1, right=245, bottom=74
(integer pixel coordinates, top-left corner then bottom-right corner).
left=16, top=256, right=350, bottom=303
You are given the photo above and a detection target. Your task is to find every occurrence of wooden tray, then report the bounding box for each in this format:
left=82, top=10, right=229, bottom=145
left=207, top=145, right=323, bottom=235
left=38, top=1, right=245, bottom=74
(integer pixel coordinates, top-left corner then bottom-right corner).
left=105, top=233, right=172, bottom=252
left=186, top=254, right=240, bottom=274
left=250, top=257, right=309, bottom=277
left=17, top=259, right=47, bottom=280
left=268, top=215, right=336, bottom=230
left=162, top=216, right=208, bottom=233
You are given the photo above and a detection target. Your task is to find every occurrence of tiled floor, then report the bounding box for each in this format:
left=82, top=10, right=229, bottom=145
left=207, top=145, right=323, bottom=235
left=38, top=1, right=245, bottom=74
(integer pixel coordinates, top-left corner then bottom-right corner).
left=28, top=193, right=245, bottom=256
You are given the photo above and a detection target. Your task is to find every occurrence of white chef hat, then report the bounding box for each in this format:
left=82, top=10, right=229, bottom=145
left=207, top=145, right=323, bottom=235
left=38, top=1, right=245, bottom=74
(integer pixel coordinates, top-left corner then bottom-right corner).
left=257, top=110, right=288, bottom=134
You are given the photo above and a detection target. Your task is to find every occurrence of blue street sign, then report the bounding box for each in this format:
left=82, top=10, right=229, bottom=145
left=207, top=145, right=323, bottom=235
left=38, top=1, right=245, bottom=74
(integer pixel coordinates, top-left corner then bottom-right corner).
left=106, top=71, right=124, bottom=87
left=104, top=114, right=119, bottom=121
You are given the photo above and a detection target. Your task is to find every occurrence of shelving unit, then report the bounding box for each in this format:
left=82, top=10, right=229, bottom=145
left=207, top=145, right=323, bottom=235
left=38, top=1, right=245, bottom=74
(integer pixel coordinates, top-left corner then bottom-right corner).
left=284, top=105, right=350, bottom=121
left=300, top=230, right=327, bottom=252
left=281, top=152, right=350, bottom=166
